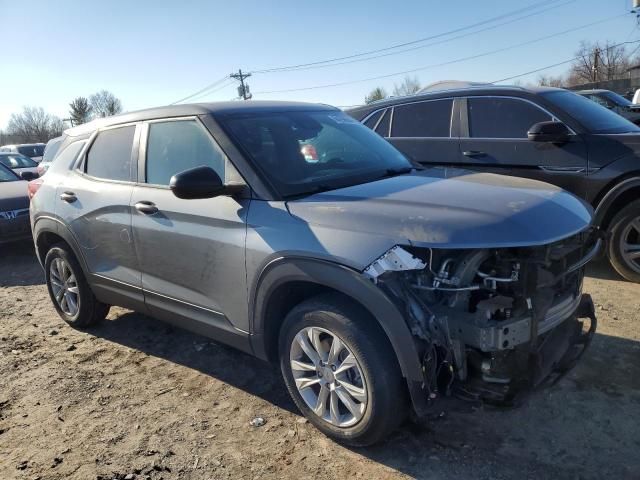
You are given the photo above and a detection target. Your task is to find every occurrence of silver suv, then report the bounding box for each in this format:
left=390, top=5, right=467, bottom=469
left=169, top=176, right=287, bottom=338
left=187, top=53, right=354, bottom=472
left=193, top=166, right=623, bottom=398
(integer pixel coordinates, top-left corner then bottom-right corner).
left=30, top=101, right=599, bottom=445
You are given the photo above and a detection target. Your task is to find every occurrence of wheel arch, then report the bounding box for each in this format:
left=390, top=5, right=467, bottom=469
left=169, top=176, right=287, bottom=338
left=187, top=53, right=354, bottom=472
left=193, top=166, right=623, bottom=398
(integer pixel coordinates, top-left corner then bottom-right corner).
left=33, top=216, right=89, bottom=273
left=594, top=175, right=640, bottom=230
left=249, top=256, right=429, bottom=415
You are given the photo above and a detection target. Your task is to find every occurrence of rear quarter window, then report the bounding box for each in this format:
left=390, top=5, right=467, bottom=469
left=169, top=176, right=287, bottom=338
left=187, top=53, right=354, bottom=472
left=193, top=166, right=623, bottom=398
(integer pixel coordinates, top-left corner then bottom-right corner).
left=85, top=126, right=136, bottom=182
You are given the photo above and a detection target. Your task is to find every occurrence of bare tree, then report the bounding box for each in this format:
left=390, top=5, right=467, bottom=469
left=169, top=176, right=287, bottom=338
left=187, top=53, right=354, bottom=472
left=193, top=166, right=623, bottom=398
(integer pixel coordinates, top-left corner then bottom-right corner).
left=69, top=97, right=93, bottom=125
left=570, top=41, right=630, bottom=84
left=392, top=76, right=421, bottom=96
left=6, top=107, right=64, bottom=143
left=537, top=74, right=566, bottom=88
left=89, top=90, right=123, bottom=118
left=364, top=87, right=388, bottom=104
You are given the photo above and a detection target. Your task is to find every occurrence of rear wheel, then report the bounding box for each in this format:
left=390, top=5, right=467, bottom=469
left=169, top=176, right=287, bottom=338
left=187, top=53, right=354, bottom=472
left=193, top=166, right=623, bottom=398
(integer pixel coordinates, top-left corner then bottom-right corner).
left=44, top=244, right=110, bottom=327
left=279, top=294, right=407, bottom=446
left=607, top=200, right=640, bottom=283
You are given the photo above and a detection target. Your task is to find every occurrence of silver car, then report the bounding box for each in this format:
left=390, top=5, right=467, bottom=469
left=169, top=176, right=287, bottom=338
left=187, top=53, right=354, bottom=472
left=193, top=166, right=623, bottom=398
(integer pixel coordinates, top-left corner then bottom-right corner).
left=30, top=101, right=599, bottom=445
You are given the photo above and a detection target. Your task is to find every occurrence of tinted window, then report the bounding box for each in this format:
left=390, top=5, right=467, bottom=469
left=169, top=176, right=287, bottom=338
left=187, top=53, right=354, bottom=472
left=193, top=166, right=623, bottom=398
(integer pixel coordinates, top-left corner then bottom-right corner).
left=468, top=97, right=551, bottom=138
left=375, top=109, right=391, bottom=136
left=391, top=100, right=453, bottom=137
left=363, top=110, right=384, bottom=129
left=221, top=110, right=410, bottom=197
left=86, top=126, right=135, bottom=181
left=17, top=145, right=45, bottom=157
left=146, top=120, right=225, bottom=185
left=542, top=90, right=640, bottom=134
left=0, top=154, right=37, bottom=168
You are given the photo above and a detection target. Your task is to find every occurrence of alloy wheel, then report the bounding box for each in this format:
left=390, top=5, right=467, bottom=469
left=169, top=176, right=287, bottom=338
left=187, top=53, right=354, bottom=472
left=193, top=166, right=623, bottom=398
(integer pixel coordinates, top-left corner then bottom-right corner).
left=49, top=257, right=80, bottom=316
left=290, top=326, right=367, bottom=428
left=620, top=216, right=640, bottom=274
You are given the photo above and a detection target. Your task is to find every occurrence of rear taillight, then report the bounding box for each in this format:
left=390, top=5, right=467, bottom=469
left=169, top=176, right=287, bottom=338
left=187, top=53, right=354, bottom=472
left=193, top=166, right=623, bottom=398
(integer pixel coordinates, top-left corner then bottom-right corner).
left=36, top=164, right=46, bottom=176
left=28, top=178, right=43, bottom=200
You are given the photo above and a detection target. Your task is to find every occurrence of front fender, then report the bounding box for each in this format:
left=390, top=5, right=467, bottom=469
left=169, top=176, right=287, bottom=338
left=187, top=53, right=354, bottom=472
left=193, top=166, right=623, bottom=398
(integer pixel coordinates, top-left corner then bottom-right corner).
left=250, top=256, right=430, bottom=416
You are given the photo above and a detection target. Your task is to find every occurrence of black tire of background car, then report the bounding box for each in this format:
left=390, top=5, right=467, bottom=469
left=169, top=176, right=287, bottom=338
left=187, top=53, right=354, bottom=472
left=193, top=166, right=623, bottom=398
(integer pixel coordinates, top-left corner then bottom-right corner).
left=607, top=199, right=640, bottom=283
left=44, top=243, right=110, bottom=327
left=279, top=293, right=408, bottom=447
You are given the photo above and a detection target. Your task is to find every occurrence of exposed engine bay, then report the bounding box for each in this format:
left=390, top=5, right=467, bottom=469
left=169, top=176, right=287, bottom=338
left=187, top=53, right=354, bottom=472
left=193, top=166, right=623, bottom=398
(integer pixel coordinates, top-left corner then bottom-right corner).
left=365, top=229, right=600, bottom=407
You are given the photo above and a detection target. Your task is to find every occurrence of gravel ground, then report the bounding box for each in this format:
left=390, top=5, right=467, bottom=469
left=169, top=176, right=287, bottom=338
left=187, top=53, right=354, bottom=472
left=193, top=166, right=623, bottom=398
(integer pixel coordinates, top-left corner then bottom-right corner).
left=0, top=242, right=639, bottom=480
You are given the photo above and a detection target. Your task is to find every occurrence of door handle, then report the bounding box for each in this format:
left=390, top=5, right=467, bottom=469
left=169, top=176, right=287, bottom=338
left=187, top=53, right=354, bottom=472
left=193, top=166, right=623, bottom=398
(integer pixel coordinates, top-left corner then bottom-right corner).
left=134, top=201, right=158, bottom=215
left=463, top=150, right=486, bottom=158
left=60, top=191, right=77, bottom=203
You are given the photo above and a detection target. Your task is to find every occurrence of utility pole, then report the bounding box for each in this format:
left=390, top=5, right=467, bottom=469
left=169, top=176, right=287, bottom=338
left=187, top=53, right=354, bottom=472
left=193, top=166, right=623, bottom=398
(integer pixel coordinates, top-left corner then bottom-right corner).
left=230, top=69, right=252, bottom=100
left=593, top=47, right=600, bottom=83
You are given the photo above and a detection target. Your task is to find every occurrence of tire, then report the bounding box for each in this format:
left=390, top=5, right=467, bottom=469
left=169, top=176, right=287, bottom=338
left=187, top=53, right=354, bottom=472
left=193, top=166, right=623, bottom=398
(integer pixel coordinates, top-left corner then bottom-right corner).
left=607, top=199, right=640, bottom=283
left=279, top=293, right=407, bottom=446
left=44, top=243, right=110, bottom=327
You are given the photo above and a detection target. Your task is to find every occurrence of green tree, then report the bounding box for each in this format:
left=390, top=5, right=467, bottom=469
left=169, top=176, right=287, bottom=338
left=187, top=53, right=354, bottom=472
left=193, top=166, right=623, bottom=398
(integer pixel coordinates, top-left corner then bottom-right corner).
left=69, top=97, right=93, bottom=125
left=364, top=87, right=387, bottom=104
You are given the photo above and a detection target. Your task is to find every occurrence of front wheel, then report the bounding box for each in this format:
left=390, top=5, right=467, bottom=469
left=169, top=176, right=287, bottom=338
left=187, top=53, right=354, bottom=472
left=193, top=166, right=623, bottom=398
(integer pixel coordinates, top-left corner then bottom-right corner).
left=607, top=200, right=640, bottom=283
left=279, top=294, right=407, bottom=446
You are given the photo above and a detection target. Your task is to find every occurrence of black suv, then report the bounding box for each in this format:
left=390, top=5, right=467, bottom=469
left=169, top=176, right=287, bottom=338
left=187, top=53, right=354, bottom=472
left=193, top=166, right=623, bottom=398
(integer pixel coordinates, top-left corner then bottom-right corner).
left=348, top=86, right=640, bottom=282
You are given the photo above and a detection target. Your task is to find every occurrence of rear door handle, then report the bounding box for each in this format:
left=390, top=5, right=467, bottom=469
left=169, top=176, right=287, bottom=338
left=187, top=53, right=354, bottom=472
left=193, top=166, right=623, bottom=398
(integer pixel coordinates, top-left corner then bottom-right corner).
left=463, top=150, right=486, bottom=158
left=134, top=201, right=158, bottom=215
left=60, top=191, right=77, bottom=203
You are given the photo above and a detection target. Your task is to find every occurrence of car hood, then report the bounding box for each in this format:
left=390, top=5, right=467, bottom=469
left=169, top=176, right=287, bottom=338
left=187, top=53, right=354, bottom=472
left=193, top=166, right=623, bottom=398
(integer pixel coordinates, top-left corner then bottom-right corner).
left=286, top=168, right=593, bottom=249
left=0, top=180, right=30, bottom=212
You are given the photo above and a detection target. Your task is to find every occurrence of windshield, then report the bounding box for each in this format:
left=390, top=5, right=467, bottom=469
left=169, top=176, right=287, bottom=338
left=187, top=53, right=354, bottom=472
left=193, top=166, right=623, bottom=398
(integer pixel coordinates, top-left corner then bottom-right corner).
left=542, top=91, right=640, bottom=134
left=0, top=163, right=19, bottom=182
left=17, top=145, right=45, bottom=157
left=602, top=91, right=632, bottom=107
left=220, top=110, right=412, bottom=197
left=0, top=154, right=37, bottom=168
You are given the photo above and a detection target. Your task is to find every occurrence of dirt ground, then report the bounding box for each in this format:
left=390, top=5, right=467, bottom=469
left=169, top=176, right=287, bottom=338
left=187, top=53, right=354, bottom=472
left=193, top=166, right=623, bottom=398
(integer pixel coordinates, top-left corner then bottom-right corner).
left=0, top=242, right=638, bottom=480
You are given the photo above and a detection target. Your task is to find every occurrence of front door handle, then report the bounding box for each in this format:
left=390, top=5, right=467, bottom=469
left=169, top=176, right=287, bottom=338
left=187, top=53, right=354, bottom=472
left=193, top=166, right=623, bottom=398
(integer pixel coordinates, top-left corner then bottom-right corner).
left=463, top=150, right=486, bottom=158
left=60, top=191, right=77, bottom=203
left=134, top=201, right=158, bottom=215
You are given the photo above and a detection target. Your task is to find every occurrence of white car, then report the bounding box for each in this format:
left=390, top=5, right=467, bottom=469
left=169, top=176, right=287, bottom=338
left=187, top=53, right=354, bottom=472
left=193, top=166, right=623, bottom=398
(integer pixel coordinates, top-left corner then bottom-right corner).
left=37, top=136, right=64, bottom=175
left=0, top=143, right=46, bottom=162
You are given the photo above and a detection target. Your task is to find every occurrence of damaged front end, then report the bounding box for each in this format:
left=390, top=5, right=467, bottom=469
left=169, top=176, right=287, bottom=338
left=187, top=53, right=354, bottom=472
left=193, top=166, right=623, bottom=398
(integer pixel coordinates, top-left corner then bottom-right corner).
left=365, top=230, right=601, bottom=409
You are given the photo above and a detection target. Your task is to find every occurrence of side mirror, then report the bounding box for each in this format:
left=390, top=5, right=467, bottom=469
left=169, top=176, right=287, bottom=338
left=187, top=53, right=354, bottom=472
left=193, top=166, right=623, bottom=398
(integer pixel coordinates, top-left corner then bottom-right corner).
left=527, top=121, right=570, bottom=144
left=170, top=166, right=227, bottom=199
left=20, top=171, right=38, bottom=181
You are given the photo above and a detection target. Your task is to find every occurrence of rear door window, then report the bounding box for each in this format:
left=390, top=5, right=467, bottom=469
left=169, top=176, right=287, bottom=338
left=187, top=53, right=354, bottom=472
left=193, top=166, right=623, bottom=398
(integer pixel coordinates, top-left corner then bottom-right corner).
left=468, top=97, right=551, bottom=139
left=85, top=125, right=136, bottom=181
left=145, top=120, right=225, bottom=185
left=391, top=99, right=453, bottom=138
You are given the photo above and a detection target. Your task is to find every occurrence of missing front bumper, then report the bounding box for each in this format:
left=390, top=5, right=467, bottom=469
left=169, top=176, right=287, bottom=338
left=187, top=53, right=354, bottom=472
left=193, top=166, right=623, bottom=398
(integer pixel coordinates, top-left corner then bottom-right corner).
left=449, top=294, right=597, bottom=406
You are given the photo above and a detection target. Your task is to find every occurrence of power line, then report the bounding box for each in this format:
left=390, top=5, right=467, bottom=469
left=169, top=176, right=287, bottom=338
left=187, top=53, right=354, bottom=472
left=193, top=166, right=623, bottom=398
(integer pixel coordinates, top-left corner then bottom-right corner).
left=170, top=75, right=229, bottom=105
left=250, top=0, right=565, bottom=74
left=490, top=39, right=640, bottom=83
left=253, top=13, right=627, bottom=95
left=252, top=0, right=575, bottom=74
left=185, top=78, right=236, bottom=103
